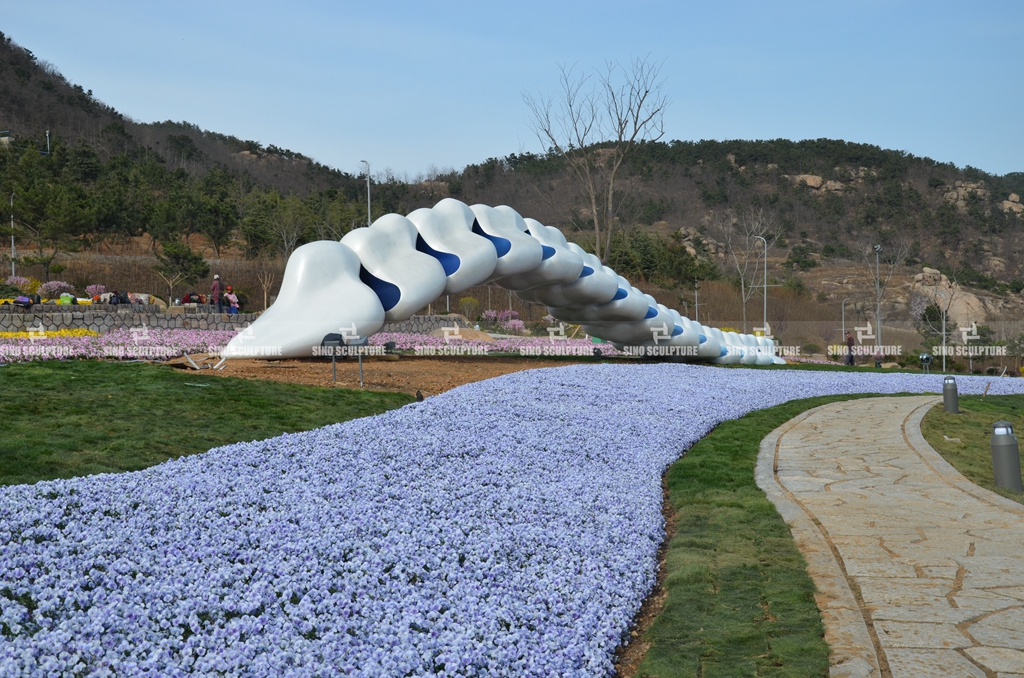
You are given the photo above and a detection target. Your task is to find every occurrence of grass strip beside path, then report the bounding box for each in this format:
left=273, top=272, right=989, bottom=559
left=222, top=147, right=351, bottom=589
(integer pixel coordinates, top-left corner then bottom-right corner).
left=0, top=361, right=414, bottom=486
left=634, top=394, right=880, bottom=678
left=920, top=394, right=1024, bottom=505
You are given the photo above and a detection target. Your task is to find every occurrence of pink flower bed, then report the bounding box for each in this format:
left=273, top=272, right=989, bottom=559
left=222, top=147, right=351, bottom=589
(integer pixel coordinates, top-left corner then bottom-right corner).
left=0, top=328, right=237, bottom=363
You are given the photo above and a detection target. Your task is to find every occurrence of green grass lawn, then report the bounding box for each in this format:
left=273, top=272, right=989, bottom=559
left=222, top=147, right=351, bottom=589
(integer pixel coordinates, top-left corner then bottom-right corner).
left=0, top=361, right=414, bottom=485
left=920, top=394, right=1024, bottom=504
left=636, top=394, right=881, bottom=678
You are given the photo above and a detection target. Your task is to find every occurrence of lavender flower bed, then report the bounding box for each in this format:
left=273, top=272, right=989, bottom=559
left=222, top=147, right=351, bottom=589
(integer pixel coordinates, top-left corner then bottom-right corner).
left=3, top=366, right=1024, bottom=676
left=0, top=329, right=237, bottom=363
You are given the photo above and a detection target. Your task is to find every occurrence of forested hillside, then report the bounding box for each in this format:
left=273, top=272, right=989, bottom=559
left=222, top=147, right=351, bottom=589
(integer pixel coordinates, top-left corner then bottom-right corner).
left=2, top=28, right=1024, bottom=307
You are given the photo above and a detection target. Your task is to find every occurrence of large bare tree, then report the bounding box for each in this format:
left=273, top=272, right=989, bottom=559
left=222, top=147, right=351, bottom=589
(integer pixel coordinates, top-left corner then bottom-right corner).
left=714, top=206, right=780, bottom=333
left=524, top=56, right=668, bottom=261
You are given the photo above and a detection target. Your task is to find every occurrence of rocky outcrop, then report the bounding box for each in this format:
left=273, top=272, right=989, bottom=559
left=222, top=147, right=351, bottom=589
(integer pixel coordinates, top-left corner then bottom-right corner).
left=677, top=226, right=727, bottom=259
left=942, top=181, right=989, bottom=212
left=910, top=267, right=1000, bottom=326
left=1002, top=192, right=1023, bottom=214
left=790, top=174, right=823, bottom=189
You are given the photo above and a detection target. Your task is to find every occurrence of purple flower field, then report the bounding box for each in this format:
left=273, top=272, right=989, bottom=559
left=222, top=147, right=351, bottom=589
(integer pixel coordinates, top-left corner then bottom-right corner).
left=0, top=329, right=238, bottom=363
left=2, top=365, right=1024, bottom=676
left=369, top=332, right=621, bottom=356
left=0, top=329, right=617, bottom=363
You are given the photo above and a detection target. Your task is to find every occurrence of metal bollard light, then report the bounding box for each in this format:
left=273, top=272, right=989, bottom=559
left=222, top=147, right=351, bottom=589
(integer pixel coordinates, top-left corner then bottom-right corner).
left=321, top=333, right=344, bottom=383
left=943, top=375, right=959, bottom=414
left=990, top=420, right=1024, bottom=493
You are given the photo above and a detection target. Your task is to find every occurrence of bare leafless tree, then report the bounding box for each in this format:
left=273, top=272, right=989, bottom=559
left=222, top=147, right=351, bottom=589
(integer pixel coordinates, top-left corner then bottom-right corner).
left=254, top=256, right=281, bottom=311
left=276, top=195, right=310, bottom=259
left=714, top=206, right=780, bottom=333
left=859, top=233, right=912, bottom=347
left=524, top=56, right=668, bottom=261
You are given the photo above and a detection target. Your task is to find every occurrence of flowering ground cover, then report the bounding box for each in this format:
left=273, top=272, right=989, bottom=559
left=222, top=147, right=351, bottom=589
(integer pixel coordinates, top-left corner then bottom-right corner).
left=0, top=328, right=237, bottom=363
left=3, top=366, right=1024, bottom=676
left=0, top=329, right=618, bottom=363
left=370, top=331, right=621, bottom=356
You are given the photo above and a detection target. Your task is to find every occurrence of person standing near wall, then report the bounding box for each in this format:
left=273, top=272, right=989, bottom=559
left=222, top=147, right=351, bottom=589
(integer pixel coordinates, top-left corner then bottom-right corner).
left=211, top=275, right=223, bottom=313
left=224, top=286, right=239, bottom=315
left=845, top=331, right=855, bottom=366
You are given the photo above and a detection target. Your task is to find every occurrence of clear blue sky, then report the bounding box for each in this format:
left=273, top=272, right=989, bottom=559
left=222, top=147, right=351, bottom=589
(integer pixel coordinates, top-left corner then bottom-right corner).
left=5, top=1, right=1022, bottom=177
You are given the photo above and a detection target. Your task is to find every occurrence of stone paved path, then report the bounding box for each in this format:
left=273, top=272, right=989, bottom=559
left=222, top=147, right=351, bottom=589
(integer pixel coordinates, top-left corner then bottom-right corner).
left=757, top=396, right=1024, bottom=678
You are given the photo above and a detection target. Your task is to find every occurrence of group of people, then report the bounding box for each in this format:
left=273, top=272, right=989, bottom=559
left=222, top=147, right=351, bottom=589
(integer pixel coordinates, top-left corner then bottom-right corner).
left=210, top=275, right=240, bottom=314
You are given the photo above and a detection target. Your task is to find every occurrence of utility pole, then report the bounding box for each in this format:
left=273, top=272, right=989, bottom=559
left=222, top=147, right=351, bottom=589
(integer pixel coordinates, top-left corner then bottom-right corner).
left=360, top=160, right=371, bottom=227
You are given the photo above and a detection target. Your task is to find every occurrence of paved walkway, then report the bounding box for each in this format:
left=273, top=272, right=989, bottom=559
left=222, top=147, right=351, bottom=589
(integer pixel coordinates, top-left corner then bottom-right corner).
left=757, top=396, right=1024, bottom=678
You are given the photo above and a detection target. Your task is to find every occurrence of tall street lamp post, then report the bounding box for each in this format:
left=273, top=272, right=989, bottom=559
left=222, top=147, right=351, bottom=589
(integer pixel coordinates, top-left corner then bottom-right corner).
left=754, top=235, right=768, bottom=336
left=936, top=291, right=948, bottom=372
left=360, top=160, right=371, bottom=227
left=842, top=297, right=850, bottom=338
left=842, top=297, right=851, bottom=362
left=9, top=193, right=14, bottom=277
left=873, top=244, right=883, bottom=351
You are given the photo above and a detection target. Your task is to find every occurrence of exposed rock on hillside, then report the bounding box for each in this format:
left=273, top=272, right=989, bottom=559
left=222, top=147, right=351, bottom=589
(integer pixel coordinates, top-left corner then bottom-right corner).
left=909, top=267, right=1017, bottom=325
left=1002, top=193, right=1023, bottom=214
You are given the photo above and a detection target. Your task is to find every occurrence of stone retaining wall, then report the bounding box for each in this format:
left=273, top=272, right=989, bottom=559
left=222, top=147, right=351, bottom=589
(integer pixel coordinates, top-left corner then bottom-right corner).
left=382, top=314, right=472, bottom=334
left=0, top=310, right=258, bottom=333
left=0, top=304, right=163, bottom=314
left=0, top=311, right=470, bottom=335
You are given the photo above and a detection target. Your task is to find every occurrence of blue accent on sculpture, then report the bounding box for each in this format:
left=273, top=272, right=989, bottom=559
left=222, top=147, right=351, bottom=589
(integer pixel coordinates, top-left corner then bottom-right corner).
left=541, top=245, right=556, bottom=260
left=359, top=266, right=401, bottom=312
left=472, top=219, right=511, bottom=257
left=672, top=324, right=683, bottom=336
left=578, top=266, right=594, bottom=277
left=720, top=346, right=729, bottom=357
left=644, top=306, right=658, bottom=320
left=415, top=234, right=461, bottom=276
left=612, top=287, right=627, bottom=301
left=699, top=334, right=708, bottom=344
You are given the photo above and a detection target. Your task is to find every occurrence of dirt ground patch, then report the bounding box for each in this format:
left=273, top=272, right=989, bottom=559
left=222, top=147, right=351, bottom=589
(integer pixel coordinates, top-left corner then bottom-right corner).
left=167, top=354, right=601, bottom=397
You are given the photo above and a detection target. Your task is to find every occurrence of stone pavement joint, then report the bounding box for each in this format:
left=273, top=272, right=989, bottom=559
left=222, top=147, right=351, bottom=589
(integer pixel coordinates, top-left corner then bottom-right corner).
left=757, top=396, right=1024, bottom=678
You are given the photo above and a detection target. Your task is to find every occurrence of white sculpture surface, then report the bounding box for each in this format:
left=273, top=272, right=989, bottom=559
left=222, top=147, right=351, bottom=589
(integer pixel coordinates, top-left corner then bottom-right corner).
left=340, top=215, right=447, bottom=322
left=224, top=198, right=780, bottom=364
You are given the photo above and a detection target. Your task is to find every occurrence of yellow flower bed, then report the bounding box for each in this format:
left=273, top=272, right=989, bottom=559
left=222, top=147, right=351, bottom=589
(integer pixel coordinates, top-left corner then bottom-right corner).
left=0, top=328, right=100, bottom=339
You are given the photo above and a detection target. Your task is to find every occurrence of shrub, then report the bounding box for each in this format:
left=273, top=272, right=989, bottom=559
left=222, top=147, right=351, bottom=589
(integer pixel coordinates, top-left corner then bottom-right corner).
left=501, top=319, right=527, bottom=335
left=85, top=284, right=106, bottom=297
left=5, top=275, right=30, bottom=293
left=802, top=343, right=823, bottom=354
left=459, top=296, right=480, bottom=319
left=39, top=281, right=75, bottom=299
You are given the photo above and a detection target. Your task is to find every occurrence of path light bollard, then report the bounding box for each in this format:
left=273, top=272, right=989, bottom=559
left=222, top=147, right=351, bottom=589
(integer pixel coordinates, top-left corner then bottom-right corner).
left=990, top=420, right=1024, bottom=493
left=348, top=336, right=369, bottom=388
left=943, top=375, right=959, bottom=414
left=321, top=333, right=344, bottom=383
left=920, top=353, right=933, bottom=373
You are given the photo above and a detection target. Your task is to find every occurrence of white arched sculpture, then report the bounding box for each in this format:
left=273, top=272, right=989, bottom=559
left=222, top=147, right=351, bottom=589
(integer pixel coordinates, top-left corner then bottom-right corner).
left=223, top=198, right=780, bottom=364
left=340, top=215, right=447, bottom=322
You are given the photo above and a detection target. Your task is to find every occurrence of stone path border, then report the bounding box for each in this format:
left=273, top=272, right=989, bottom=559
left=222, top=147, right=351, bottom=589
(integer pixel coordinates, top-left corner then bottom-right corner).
left=757, top=396, right=1024, bottom=678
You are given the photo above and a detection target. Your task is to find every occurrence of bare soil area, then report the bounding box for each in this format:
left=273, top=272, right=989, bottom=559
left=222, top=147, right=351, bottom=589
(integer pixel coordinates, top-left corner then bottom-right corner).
left=167, top=354, right=597, bottom=397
